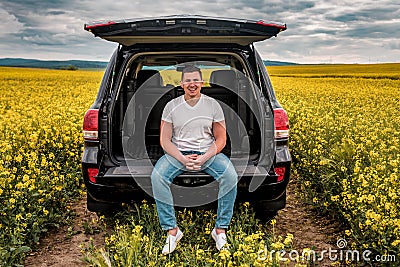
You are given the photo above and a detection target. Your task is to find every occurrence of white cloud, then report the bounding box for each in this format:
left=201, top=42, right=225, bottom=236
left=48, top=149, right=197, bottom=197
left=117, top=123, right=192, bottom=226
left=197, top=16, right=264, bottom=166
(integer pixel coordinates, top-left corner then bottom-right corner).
left=0, top=4, right=24, bottom=35
left=0, top=0, right=399, bottom=63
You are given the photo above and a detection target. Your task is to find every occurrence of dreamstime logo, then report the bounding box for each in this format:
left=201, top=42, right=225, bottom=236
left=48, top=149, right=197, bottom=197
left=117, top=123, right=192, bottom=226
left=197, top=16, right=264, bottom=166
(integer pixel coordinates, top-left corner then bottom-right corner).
left=258, top=238, right=396, bottom=263
left=336, top=238, right=347, bottom=249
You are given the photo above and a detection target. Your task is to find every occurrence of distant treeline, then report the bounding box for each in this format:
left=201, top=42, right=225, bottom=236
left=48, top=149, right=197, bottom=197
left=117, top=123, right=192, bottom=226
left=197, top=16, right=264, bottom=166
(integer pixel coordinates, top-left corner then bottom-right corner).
left=0, top=58, right=297, bottom=70
left=263, top=60, right=297, bottom=66
left=0, top=58, right=108, bottom=70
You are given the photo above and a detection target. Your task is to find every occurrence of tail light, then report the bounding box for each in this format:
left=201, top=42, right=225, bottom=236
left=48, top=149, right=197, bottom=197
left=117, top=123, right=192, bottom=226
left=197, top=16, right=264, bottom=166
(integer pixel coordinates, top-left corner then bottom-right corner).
left=274, top=108, right=289, bottom=139
left=275, top=166, right=286, bottom=182
left=256, top=20, right=287, bottom=30
left=87, top=168, right=99, bottom=183
left=85, top=21, right=116, bottom=30
left=83, top=109, right=99, bottom=140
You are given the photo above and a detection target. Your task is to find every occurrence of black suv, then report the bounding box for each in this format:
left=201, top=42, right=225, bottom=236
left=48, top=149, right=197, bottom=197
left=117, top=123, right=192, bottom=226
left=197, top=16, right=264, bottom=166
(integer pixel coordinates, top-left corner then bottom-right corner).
left=82, top=15, right=291, bottom=219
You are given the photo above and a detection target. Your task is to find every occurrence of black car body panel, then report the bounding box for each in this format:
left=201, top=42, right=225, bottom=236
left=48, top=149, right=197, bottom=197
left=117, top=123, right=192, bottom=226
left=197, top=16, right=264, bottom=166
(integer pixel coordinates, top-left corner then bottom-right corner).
left=84, top=15, right=286, bottom=46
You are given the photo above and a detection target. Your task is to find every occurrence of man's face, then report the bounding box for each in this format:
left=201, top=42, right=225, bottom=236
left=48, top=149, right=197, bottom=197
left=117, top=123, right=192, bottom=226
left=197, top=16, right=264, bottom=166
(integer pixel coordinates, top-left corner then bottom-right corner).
left=180, top=71, right=203, bottom=99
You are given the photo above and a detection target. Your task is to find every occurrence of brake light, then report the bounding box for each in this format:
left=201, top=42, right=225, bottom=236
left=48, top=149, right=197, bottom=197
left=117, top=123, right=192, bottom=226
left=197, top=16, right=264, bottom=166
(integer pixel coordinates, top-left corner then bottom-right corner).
left=274, top=108, right=289, bottom=139
left=83, top=109, right=99, bottom=140
left=85, top=21, right=116, bottom=29
left=256, top=20, right=287, bottom=30
left=275, top=166, right=286, bottom=182
left=87, top=168, right=99, bottom=183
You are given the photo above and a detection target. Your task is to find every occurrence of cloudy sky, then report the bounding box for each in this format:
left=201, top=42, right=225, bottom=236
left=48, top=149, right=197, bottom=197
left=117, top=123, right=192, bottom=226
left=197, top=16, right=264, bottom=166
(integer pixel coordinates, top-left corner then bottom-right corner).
left=1, top=0, right=399, bottom=64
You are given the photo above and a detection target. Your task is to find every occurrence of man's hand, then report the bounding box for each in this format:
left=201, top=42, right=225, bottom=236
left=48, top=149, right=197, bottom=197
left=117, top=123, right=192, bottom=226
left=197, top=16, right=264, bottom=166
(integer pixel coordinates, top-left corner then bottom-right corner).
left=190, top=155, right=209, bottom=171
left=183, top=154, right=199, bottom=170
left=182, top=154, right=209, bottom=171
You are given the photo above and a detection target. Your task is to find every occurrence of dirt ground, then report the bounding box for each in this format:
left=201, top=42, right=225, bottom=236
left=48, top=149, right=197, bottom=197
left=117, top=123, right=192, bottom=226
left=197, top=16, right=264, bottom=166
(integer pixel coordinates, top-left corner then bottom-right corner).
left=24, top=182, right=342, bottom=266
left=273, top=183, right=343, bottom=266
left=24, top=198, right=105, bottom=267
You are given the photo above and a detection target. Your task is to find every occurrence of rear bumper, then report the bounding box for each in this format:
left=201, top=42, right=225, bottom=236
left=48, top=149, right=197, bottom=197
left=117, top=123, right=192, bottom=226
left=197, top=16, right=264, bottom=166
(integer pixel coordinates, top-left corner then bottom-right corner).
left=83, top=164, right=290, bottom=205
left=82, top=145, right=291, bottom=208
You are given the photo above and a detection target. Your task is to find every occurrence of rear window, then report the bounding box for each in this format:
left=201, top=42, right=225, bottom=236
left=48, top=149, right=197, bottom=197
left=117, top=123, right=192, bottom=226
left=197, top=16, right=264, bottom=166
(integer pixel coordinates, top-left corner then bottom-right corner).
left=141, top=64, right=232, bottom=87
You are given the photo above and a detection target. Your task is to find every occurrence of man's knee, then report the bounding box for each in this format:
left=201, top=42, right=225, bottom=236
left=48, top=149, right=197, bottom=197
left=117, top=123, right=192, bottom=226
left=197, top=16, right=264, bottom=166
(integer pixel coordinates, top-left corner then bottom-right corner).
left=215, top=155, right=238, bottom=184
left=150, top=168, right=163, bottom=183
left=151, top=154, right=183, bottom=184
left=151, top=155, right=169, bottom=184
left=221, top=168, right=238, bottom=185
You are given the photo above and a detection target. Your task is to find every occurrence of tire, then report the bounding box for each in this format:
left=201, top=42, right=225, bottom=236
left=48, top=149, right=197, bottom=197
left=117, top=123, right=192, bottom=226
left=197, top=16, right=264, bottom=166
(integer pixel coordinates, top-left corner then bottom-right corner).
left=87, top=193, right=121, bottom=216
left=254, top=191, right=286, bottom=223
left=255, top=209, right=278, bottom=223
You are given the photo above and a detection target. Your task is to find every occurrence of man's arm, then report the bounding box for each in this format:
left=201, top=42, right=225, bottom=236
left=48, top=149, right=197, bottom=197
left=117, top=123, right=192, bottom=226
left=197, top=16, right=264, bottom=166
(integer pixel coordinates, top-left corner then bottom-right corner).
left=192, top=120, right=227, bottom=170
left=160, top=120, right=186, bottom=164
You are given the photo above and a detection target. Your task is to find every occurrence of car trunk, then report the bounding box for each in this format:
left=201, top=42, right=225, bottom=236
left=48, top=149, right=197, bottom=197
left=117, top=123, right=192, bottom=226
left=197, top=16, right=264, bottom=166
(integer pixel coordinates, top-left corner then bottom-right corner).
left=87, top=15, right=281, bottom=183
left=103, top=51, right=272, bottom=191
left=109, top=52, right=264, bottom=165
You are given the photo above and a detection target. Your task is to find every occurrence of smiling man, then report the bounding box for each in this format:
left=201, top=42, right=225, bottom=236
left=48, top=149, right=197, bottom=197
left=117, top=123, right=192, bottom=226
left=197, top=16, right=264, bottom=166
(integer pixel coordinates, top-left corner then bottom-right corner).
left=150, top=65, right=238, bottom=254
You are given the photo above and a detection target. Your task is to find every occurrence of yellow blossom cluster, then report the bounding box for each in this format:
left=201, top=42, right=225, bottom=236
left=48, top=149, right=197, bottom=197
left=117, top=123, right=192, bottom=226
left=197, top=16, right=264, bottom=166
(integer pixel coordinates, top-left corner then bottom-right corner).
left=83, top=201, right=306, bottom=266
left=0, top=67, right=101, bottom=265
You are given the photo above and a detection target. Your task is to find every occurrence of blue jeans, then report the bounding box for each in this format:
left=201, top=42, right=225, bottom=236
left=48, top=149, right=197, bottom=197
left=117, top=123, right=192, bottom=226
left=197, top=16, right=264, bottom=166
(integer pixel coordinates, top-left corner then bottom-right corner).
left=151, top=151, right=238, bottom=230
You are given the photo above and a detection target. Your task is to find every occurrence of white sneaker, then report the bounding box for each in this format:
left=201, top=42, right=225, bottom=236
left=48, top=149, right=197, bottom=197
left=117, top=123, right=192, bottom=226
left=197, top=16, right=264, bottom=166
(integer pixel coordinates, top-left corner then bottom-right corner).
left=211, top=228, right=227, bottom=250
left=162, top=228, right=183, bottom=255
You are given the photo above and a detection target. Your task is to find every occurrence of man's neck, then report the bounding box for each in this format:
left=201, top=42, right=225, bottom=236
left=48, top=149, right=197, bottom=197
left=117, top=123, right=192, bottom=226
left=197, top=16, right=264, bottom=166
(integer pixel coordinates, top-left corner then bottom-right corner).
left=184, top=94, right=201, bottom=107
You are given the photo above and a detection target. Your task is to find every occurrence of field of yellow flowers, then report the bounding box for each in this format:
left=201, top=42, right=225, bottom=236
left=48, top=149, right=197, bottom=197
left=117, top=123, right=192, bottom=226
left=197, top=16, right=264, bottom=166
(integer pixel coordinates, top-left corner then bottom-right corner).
left=269, top=63, right=400, bottom=259
left=0, top=67, right=102, bottom=266
left=1, top=64, right=399, bottom=266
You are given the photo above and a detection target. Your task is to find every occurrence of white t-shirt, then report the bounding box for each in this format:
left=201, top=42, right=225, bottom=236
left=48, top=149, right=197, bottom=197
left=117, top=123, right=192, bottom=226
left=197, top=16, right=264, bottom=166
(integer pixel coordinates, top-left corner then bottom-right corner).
left=161, top=94, right=225, bottom=152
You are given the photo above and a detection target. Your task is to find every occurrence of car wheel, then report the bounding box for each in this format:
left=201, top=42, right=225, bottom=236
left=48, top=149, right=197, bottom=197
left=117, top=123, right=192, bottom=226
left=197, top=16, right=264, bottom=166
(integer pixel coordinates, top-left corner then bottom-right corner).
left=255, top=208, right=278, bottom=223
left=87, top=193, right=121, bottom=216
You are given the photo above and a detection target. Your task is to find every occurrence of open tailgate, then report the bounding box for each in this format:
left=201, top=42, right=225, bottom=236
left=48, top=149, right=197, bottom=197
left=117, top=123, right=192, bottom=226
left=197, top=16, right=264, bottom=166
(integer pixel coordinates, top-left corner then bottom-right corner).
left=84, top=14, right=286, bottom=46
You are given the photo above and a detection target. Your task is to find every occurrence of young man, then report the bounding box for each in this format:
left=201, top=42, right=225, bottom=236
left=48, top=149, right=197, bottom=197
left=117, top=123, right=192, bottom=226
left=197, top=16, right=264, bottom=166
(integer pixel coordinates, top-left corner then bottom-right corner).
left=150, top=65, right=238, bottom=254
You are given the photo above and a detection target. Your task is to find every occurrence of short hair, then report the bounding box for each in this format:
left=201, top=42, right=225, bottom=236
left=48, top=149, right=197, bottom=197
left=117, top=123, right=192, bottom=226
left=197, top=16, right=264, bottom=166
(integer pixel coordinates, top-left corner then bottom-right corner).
left=181, top=65, right=202, bottom=81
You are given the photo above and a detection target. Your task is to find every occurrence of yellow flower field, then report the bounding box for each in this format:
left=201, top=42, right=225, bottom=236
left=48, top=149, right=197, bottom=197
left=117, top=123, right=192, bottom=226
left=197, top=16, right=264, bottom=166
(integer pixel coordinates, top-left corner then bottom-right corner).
left=269, top=64, right=400, bottom=258
left=83, top=201, right=301, bottom=267
left=1, top=64, right=399, bottom=266
left=0, top=67, right=101, bottom=265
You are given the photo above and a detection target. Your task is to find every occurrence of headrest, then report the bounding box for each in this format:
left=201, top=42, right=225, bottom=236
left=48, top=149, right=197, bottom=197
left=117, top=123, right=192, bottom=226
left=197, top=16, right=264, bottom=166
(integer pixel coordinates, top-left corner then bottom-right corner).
left=137, top=69, right=163, bottom=87
left=209, top=70, right=237, bottom=89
